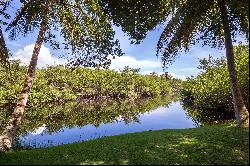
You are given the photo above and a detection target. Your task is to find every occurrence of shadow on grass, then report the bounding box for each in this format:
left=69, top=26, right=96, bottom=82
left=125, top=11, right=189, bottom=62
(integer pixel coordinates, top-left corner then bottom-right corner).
left=0, top=125, right=249, bottom=165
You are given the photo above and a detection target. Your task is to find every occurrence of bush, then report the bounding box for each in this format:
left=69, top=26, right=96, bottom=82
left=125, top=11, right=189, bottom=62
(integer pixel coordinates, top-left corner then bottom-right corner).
left=181, top=45, right=249, bottom=124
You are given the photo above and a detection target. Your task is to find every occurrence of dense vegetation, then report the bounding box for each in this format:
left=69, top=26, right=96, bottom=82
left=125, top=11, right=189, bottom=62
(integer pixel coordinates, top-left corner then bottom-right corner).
left=0, top=124, right=248, bottom=165
left=0, top=62, right=175, bottom=108
left=181, top=45, right=249, bottom=124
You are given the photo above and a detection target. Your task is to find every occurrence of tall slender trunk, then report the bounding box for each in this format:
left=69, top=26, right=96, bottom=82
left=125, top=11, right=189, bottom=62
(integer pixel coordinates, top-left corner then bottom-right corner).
left=219, top=0, right=249, bottom=127
left=0, top=27, right=9, bottom=65
left=0, top=2, right=51, bottom=152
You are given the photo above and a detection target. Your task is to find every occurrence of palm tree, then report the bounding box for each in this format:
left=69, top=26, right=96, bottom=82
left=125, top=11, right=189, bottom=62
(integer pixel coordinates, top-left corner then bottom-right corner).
left=0, top=0, right=122, bottom=152
left=0, top=28, right=8, bottom=65
left=0, top=0, right=11, bottom=65
left=102, top=0, right=249, bottom=126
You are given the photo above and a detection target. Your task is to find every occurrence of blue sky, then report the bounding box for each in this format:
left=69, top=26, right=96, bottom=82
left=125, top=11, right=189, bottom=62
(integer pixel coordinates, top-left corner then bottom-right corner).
left=4, top=24, right=225, bottom=80
left=2, top=1, right=246, bottom=80
left=112, top=25, right=226, bottom=79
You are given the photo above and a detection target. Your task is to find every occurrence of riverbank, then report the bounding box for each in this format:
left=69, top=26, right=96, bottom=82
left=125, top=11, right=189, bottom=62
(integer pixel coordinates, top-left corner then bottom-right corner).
left=0, top=124, right=248, bottom=165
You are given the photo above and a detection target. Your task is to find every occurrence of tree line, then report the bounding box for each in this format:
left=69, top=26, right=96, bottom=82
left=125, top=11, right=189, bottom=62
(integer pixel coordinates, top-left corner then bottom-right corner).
left=0, top=62, right=175, bottom=108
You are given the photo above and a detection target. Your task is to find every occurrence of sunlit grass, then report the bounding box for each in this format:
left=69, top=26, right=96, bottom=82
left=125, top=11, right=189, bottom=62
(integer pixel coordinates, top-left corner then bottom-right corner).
left=0, top=124, right=248, bottom=165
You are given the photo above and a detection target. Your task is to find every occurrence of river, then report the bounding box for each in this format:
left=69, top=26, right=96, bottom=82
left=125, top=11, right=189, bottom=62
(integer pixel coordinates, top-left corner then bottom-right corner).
left=0, top=97, right=199, bottom=149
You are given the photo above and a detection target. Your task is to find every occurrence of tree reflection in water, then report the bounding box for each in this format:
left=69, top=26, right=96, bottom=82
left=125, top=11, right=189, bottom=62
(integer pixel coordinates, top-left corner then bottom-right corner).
left=0, top=96, right=178, bottom=149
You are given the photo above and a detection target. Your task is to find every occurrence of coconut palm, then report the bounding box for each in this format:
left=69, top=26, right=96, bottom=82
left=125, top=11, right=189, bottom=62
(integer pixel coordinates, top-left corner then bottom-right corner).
left=0, top=0, right=122, bottom=152
left=0, top=0, right=11, bottom=65
left=102, top=0, right=249, bottom=126
left=0, top=28, right=8, bottom=65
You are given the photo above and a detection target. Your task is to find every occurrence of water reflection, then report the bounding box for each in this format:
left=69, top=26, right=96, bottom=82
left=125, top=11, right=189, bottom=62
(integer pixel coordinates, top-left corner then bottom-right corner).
left=0, top=97, right=197, bottom=149
left=181, top=100, right=235, bottom=125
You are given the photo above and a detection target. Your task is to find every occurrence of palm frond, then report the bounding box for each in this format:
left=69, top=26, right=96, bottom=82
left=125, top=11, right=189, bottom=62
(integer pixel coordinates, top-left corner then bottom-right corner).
left=5, top=0, right=122, bottom=68
left=157, top=0, right=214, bottom=67
left=226, top=0, right=249, bottom=39
left=0, top=27, right=9, bottom=65
left=6, top=0, right=44, bottom=40
left=56, top=0, right=122, bottom=68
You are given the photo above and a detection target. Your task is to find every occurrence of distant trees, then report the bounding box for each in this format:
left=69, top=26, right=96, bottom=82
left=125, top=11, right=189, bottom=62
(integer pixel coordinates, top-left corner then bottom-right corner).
left=0, top=63, right=173, bottom=108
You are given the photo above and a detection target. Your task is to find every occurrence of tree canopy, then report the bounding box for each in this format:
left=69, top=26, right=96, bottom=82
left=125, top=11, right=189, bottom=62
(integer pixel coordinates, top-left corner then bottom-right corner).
left=101, top=0, right=249, bottom=67
left=5, top=0, right=123, bottom=68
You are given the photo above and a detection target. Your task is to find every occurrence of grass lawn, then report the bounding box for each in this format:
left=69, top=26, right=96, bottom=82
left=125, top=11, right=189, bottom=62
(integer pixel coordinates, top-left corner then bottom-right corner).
left=0, top=124, right=249, bottom=165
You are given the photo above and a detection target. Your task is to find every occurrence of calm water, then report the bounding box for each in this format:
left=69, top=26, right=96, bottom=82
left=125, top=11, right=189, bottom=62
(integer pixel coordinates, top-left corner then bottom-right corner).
left=9, top=98, right=198, bottom=148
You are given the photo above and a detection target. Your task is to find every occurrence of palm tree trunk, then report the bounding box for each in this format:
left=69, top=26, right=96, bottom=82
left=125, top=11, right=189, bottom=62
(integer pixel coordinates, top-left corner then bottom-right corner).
left=0, top=2, right=51, bottom=152
left=0, top=27, right=9, bottom=65
left=219, top=0, right=249, bottom=127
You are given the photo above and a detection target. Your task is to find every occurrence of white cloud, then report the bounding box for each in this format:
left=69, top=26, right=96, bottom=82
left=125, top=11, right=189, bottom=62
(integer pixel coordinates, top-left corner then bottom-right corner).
left=167, top=67, right=199, bottom=79
left=11, top=44, right=66, bottom=68
left=169, top=72, right=187, bottom=81
left=138, top=70, right=186, bottom=80
left=110, top=55, right=161, bottom=71
left=140, top=70, right=152, bottom=75
left=30, top=124, right=46, bottom=135
left=9, top=43, right=196, bottom=80
left=140, top=71, right=164, bottom=75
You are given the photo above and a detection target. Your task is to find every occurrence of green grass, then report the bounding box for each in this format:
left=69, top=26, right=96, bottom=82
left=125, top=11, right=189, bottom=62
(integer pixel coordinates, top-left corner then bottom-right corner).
left=0, top=124, right=249, bottom=165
